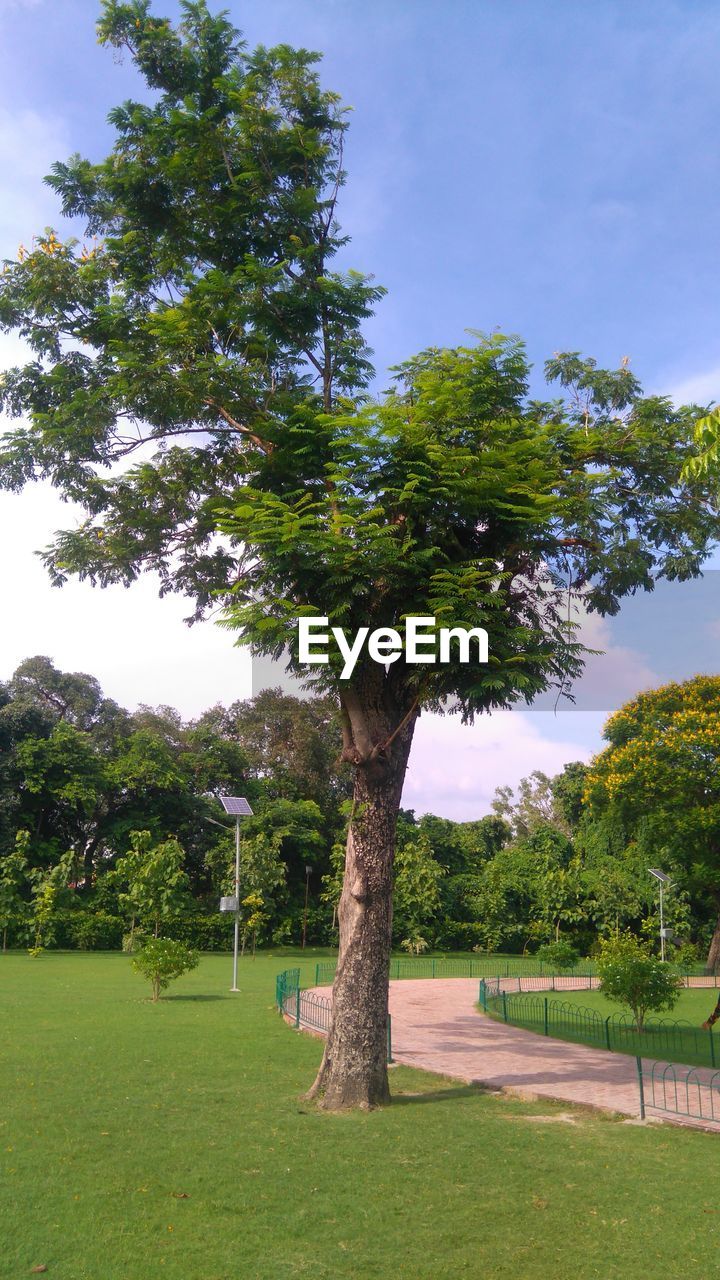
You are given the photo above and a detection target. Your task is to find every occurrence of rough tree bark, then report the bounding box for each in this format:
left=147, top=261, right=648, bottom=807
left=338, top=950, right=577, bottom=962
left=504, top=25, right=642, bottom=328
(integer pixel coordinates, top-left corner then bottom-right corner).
left=707, top=902, right=720, bottom=972
left=307, top=668, right=418, bottom=1110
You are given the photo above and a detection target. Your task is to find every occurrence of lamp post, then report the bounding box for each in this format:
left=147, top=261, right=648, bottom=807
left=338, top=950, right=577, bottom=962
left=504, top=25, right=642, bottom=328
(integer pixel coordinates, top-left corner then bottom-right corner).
left=214, top=797, right=253, bottom=991
left=302, top=864, right=312, bottom=951
left=648, top=867, right=672, bottom=961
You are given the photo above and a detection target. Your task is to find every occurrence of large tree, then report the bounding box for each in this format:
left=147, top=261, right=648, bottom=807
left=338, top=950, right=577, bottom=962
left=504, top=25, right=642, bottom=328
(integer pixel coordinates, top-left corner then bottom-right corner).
left=1, top=1, right=719, bottom=1107
left=583, top=676, right=720, bottom=968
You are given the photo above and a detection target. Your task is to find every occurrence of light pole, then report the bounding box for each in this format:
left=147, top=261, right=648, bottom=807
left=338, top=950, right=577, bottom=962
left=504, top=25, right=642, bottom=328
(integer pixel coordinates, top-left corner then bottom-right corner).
left=648, top=867, right=672, bottom=961
left=302, top=864, right=312, bottom=950
left=215, top=796, right=253, bottom=991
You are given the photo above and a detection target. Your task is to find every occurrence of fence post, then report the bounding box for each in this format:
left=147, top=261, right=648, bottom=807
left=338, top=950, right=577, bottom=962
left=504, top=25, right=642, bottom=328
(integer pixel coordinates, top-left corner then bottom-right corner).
left=432, top=957, right=436, bottom=979
left=636, top=1055, right=646, bottom=1120
left=711, top=1029, right=717, bottom=1070
left=295, top=983, right=301, bottom=1029
left=502, top=991, right=508, bottom=1023
left=543, top=996, right=549, bottom=1036
left=387, top=1015, right=394, bottom=1064
left=315, top=962, right=320, bottom=986
left=479, top=979, right=487, bottom=1011
left=605, top=1016, right=612, bottom=1052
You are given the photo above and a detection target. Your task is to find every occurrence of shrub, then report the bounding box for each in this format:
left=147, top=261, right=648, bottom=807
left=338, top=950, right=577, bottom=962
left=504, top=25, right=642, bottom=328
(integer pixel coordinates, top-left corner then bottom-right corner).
left=674, top=941, right=700, bottom=971
left=400, top=935, right=429, bottom=956
left=131, top=938, right=199, bottom=1002
left=597, top=933, right=682, bottom=1030
left=161, top=912, right=235, bottom=951
left=536, top=941, right=580, bottom=972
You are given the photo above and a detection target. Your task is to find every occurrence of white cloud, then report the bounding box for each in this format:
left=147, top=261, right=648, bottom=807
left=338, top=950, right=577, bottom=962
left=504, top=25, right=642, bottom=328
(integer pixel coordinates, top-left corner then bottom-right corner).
left=0, top=484, right=253, bottom=716
left=403, top=708, right=594, bottom=822
left=663, top=364, right=720, bottom=407
left=546, top=607, right=659, bottom=712
left=0, top=107, right=70, bottom=255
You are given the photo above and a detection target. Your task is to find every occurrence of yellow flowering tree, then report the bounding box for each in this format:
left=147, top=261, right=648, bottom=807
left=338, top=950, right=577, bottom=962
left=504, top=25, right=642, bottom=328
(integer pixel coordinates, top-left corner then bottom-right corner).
left=584, top=676, right=720, bottom=968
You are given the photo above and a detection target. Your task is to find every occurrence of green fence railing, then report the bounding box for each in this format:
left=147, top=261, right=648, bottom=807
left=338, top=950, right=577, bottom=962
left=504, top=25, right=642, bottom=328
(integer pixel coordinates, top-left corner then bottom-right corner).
left=314, top=955, right=719, bottom=988
left=638, top=1057, right=720, bottom=1123
left=314, top=955, right=602, bottom=987
left=275, top=967, right=392, bottom=1062
left=277, top=966, right=720, bottom=1127
left=479, top=977, right=720, bottom=1071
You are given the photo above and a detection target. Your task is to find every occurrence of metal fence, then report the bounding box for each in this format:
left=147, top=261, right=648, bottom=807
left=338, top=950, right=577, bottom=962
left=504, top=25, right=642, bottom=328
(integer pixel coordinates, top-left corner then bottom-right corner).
left=277, top=966, right=720, bottom=1127
left=637, top=1057, right=720, bottom=1124
left=479, top=977, right=720, bottom=1070
left=275, top=967, right=392, bottom=1062
left=314, top=955, right=601, bottom=986
left=314, top=955, right=719, bottom=988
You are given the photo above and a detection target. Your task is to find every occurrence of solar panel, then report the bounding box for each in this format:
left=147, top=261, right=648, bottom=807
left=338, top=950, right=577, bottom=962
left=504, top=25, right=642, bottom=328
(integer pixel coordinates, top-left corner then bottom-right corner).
left=219, top=796, right=254, bottom=817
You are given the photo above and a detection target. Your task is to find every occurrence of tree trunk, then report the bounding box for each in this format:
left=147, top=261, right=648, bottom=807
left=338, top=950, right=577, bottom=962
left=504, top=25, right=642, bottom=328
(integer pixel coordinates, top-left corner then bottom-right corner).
left=308, top=678, right=417, bottom=1111
left=707, top=911, right=720, bottom=972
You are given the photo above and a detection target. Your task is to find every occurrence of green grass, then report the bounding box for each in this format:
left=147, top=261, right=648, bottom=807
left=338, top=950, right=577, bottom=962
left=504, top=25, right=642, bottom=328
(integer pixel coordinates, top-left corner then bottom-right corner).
left=2, top=953, right=720, bottom=1280
left=486, top=985, right=720, bottom=1070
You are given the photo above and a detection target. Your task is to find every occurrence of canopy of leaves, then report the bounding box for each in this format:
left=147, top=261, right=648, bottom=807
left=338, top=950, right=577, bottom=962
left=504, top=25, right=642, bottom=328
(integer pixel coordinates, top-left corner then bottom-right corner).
left=597, top=932, right=681, bottom=1029
left=584, top=676, right=720, bottom=903
left=0, top=3, right=716, bottom=748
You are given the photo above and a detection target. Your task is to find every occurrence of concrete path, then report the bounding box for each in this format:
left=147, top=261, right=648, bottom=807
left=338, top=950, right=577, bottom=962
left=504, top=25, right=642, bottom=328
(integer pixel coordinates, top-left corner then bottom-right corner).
left=305, top=977, right=720, bottom=1133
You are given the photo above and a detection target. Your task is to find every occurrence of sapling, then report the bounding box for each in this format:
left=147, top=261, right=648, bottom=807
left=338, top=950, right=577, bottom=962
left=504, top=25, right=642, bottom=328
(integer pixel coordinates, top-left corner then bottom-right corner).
left=131, top=938, right=199, bottom=1002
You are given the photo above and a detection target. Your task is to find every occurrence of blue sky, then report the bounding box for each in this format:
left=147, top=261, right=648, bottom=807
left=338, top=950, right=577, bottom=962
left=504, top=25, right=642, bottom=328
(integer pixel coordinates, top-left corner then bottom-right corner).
left=1, top=0, right=720, bottom=817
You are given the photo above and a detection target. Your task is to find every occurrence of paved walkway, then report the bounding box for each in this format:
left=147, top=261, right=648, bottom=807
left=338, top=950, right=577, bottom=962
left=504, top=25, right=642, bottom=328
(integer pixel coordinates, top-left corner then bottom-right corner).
left=305, top=977, right=720, bottom=1133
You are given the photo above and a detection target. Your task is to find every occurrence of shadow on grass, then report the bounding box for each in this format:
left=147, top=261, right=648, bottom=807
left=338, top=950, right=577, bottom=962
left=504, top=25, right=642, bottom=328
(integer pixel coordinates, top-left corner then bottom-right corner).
left=163, top=993, right=230, bottom=1002
left=391, top=1084, right=490, bottom=1106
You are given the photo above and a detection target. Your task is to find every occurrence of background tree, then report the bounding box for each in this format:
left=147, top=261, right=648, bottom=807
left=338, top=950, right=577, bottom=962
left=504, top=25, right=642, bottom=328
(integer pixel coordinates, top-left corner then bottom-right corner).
left=28, top=847, right=75, bottom=955
left=114, top=830, right=192, bottom=942
left=584, top=677, right=720, bottom=968
left=239, top=892, right=268, bottom=958
left=1, top=2, right=719, bottom=1107
left=597, top=933, right=682, bottom=1030
left=0, top=831, right=30, bottom=950
left=392, top=835, right=444, bottom=953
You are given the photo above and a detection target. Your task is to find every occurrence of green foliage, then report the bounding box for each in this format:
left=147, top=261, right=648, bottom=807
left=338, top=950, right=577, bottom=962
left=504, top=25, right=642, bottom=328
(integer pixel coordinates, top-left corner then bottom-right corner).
left=27, top=847, right=75, bottom=954
left=681, top=406, right=720, bottom=479
left=597, top=933, right=682, bottom=1030
left=393, top=836, right=444, bottom=946
left=114, top=830, right=192, bottom=938
left=536, top=940, right=580, bottom=971
left=131, top=936, right=199, bottom=1001
left=584, top=676, right=720, bottom=955
left=399, top=935, right=429, bottom=956
left=240, top=891, right=268, bottom=956
left=0, top=830, right=30, bottom=948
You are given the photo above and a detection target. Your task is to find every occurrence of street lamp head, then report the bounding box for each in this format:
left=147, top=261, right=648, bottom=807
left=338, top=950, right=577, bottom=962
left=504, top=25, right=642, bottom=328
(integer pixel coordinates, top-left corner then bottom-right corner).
left=305, top=864, right=313, bottom=876
left=205, top=815, right=233, bottom=831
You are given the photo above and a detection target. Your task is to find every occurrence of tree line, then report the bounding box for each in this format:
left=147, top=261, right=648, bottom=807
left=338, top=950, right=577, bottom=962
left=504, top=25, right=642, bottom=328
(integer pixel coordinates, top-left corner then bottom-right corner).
left=2, top=656, right=718, bottom=968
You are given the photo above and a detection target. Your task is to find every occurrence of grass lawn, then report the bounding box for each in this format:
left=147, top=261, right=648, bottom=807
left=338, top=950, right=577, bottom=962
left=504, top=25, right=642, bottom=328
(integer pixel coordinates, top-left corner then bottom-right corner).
left=2, top=952, right=720, bottom=1280
left=490, top=984, right=720, bottom=1071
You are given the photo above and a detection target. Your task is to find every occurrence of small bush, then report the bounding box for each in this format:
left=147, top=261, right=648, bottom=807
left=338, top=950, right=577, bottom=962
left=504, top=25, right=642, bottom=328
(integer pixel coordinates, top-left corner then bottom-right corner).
left=674, top=941, right=700, bottom=970
left=400, top=935, right=429, bottom=956
left=597, top=933, right=682, bottom=1030
left=536, top=941, right=580, bottom=972
left=131, top=938, right=199, bottom=1002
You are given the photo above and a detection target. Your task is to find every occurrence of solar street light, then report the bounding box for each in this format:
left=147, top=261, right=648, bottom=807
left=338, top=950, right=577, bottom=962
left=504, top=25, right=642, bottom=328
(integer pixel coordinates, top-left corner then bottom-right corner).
left=302, top=864, right=312, bottom=951
left=219, top=796, right=254, bottom=991
left=648, top=868, right=673, bottom=961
